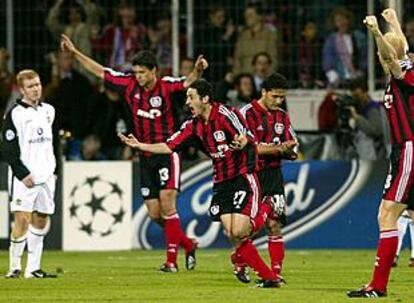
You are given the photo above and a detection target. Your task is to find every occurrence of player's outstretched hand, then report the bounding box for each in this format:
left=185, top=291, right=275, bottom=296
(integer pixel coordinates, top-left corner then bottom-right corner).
left=382, top=8, right=398, bottom=24
left=118, top=133, right=140, bottom=149
left=60, top=34, right=76, bottom=53
left=363, top=16, right=379, bottom=34
left=194, top=55, right=209, bottom=71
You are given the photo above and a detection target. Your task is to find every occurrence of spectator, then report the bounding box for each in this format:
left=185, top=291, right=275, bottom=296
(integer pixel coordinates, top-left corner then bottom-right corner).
left=148, top=12, right=186, bottom=77
left=196, top=5, right=236, bottom=83
left=69, top=134, right=107, bottom=161
left=0, top=48, right=19, bottom=127
left=298, top=20, right=324, bottom=88
left=338, top=79, right=389, bottom=160
left=233, top=2, right=278, bottom=75
left=179, top=57, right=194, bottom=78
left=87, top=87, right=133, bottom=160
left=405, top=18, right=414, bottom=53
left=323, top=7, right=367, bottom=88
left=228, top=73, right=256, bottom=109
left=251, top=52, right=272, bottom=96
left=92, top=1, right=148, bottom=71
left=43, top=49, right=94, bottom=156
left=46, top=0, right=100, bottom=82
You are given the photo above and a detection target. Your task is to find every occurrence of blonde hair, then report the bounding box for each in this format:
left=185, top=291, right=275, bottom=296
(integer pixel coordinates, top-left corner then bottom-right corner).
left=384, top=32, right=406, bottom=60
left=16, top=69, right=39, bottom=87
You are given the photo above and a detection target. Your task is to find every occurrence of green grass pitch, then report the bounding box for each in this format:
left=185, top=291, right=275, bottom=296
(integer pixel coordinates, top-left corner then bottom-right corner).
left=1, top=249, right=413, bottom=302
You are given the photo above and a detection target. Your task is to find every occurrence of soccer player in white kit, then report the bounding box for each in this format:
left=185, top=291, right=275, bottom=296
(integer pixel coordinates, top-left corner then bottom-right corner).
left=2, top=69, right=59, bottom=278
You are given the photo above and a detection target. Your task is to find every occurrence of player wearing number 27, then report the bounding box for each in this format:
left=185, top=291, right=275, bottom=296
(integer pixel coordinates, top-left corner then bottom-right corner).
left=119, top=79, right=282, bottom=288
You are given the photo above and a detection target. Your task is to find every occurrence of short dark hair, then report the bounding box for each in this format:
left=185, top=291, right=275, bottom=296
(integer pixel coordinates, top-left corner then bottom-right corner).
left=246, top=2, right=264, bottom=16
left=188, top=79, right=213, bottom=102
left=131, top=50, right=158, bottom=69
left=348, top=78, right=368, bottom=92
left=234, top=73, right=254, bottom=87
left=252, top=52, right=272, bottom=66
left=262, top=73, right=289, bottom=91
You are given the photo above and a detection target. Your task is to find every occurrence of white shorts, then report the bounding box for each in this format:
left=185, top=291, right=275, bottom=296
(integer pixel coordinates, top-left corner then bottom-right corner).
left=9, top=176, right=56, bottom=215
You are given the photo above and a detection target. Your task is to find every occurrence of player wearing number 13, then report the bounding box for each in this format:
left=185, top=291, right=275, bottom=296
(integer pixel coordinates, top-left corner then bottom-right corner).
left=60, top=34, right=208, bottom=272
left=119, top=79, right=282, bottom=288
left=347, top=10, right=414, bottom=298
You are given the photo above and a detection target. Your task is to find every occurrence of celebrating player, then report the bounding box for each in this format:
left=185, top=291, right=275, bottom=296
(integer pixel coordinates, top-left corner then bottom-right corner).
left=61, top=34, right=208, bottom=272
left=3, top=70, right=59, bottom=278
left=231, top=73, right=298, bottom=283
left=119, top=79, right=282, bottom=287
left=347, top=11, right=414, bottom=298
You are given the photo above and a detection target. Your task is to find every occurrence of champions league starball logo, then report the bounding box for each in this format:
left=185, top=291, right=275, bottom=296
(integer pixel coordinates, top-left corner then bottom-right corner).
left=68, top=176, right=126, bottom=237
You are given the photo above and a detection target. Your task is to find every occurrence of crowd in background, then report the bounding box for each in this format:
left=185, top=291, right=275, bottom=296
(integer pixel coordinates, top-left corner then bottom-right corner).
left=1, top=0, right=413, bottom=161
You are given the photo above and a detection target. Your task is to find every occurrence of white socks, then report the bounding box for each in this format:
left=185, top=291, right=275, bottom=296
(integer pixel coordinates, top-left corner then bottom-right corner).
left=410, top=222, right=414, bottom=259
left=9, top=234, right=27, bottom=271
left=25, top=225, right=47, bottom=274
left=396, top=216, right=410, bottom=256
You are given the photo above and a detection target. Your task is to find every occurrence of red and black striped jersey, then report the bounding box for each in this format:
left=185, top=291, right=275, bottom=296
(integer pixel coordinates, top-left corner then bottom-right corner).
left=240, top=100, right=297, bottom=170
left=166, top=103, right=258, bottom=183
left=103, top=68, right=185, bottom=149
left=383, top=68, right=414, bottom=145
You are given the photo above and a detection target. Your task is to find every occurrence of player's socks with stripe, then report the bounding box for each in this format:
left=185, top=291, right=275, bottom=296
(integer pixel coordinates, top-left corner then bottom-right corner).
left=368, top=229, right=398, bottom=291
left=268, top=235, right=285, bottom=275
left=9, top=234, right=26, bottom=273
left=25, top=225, right=46, bottom=276
left=164, top=213, right=181, bottom=267
left=250, top=202, right=272, bottom=234
left=237, top=239, right=278, bottom=281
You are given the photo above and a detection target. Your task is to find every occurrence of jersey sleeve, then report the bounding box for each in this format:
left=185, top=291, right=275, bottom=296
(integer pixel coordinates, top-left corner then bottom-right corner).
left=1, top=109, right=31, bottom=180
left=223, top=108, right=256, bottom=143
left=402, top=69, right=414, bottom=87
left=51, top=107, right=60, bottom=175
left=283, top=113, right=298, bottom=142
left=103, top=68, right=135, bottom=96
left=161, top=76, right=186, bottom=93
left=166, top=119, right=195, bottom=151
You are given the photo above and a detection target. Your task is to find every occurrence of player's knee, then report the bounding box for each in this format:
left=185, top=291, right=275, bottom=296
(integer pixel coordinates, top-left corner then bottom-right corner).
left=159, top=193, right=177, bottom=215
left=13, top=212, right=30, bottom=232
left=267, top=219, right=282, bottom=236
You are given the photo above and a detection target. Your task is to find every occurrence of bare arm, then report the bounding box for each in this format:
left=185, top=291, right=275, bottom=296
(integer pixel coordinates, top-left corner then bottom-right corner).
left=60, top=34, right=104, bottom=79
left=183, top=55, right=209, bottom=88
left=382, top=8, right=409, bottom=51
left=257, top=140, right=298, bottom=158
left=364, top=16, right=402, bottom=77
left=118, top=133, right=172, bottom=154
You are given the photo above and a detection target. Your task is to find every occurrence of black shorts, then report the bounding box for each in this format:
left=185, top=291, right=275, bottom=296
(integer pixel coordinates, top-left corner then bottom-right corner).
left=257, top=167, right=285, bottom=196
left=257, top=167, right=287, bottom=224
left=139, top=152, right=181, bottom=200
left=209, top=173, right=261, bottom=222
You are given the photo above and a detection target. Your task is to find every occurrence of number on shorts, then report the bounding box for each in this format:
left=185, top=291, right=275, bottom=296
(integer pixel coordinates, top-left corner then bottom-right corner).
left=159, top=168, right=169, bottom=182
left=233, top=191, right=247, bottom=209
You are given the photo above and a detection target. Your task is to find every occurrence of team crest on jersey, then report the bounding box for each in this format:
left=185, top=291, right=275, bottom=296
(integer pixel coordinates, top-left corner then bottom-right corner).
left=274, top=123, right=284, bottom=135
left=5, top=129, right=15, bottom=141
left=213, top=130, right=226, bottom=142
left=149, top=96, right=162, bottom=107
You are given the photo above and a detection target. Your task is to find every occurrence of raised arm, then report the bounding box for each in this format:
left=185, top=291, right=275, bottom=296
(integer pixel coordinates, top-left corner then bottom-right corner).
left=364, top=16, right=402, bottom=77
left=118, top=133, right=172, bottom=154
left=183, top=55, right=209, bottom=88
left=382, top=8, right=409, bottom=51
left=60, top=34, right=104, bottom=79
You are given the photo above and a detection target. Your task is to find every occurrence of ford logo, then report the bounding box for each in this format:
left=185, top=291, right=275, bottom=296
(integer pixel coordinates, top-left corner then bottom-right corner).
left=132, top=160, right=373, bottom=249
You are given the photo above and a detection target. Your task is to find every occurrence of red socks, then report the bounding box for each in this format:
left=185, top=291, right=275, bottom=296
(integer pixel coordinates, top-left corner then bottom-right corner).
left=237, top=239, right=277, bottom=280
left=251, top=202, right=272, bottom=233
left=164, top=213, right=194, bottom=265
left=369, top=229, right=398, bottom=291
left=268, top=235, right=285, bottom=275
